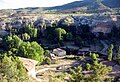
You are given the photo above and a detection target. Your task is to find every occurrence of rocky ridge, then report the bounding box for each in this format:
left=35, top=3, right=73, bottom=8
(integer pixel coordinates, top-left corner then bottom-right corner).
left=0, top=14, right=120, bottom=36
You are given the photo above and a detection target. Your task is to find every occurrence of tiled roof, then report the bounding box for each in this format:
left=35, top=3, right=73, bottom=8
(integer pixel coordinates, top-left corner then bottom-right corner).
left=19, top=57, right=38, bottom=72
left=53, top=48, right=65, bottom=53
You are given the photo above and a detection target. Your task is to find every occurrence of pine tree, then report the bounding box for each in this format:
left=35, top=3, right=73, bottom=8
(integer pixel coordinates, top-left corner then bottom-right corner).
left=116, top=46, right=120, bottom=64
left=108, top=44, right=114, bottom=61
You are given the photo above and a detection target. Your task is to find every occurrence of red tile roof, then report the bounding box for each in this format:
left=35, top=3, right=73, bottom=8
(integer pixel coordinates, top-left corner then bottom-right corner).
left=19, top=57, right=38, bottom=72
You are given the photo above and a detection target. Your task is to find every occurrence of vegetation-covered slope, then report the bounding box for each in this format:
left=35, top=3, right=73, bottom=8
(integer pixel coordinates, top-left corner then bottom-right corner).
left=1, top=0, right=119, bottom=14
left=48, top=0, right=120, bottom=10
left=102, top=0, right=120, bottom=8
left=13, top=0, right=120, bottom=13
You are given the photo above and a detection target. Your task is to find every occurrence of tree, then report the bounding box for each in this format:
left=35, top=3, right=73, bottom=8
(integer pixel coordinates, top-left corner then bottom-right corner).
left=115, top=46, right=120, bottom=64
left=74, top=36, right=83, bottom=47
left=69, top=53, right=113, bottom=82
left=69, top=65, right=84, bottom=82
left=45, top=26, right=55, bottom=43
left=12, top=35, right=22, bottom=48
left=32, top=28, right=37, bottom=38
left=108, top=44, right=114, bottom=61
left=25, top=24, right=38, bottom=38
left=86, top=63, right=91, bottom=71
left=66, top=32, right=73, bottom=41
left=17, top=41, right=44, bottom=65
left=90, top=53, right=99, bottom=65
left=45, top=57, right=51, bottom=65
left=22, top=33, right=30, bottom=40
left=117, top=46, right=120, bottom=60
left=4, top=35, right=22, bottom=50
left=54, top=28, right=66, bottom=42
left=44, top=50, right=50, bottom=56
left=0, top=54, right=28, bottom=82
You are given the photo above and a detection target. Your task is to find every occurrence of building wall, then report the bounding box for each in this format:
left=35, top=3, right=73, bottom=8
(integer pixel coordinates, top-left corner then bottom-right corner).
left=28, top=67, right=36, bottom=78
left=57, top=51, right=66, bottom=56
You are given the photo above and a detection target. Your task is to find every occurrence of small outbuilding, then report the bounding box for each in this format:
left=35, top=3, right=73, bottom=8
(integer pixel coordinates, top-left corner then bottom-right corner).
left=52, top=48, right=66, bottom=56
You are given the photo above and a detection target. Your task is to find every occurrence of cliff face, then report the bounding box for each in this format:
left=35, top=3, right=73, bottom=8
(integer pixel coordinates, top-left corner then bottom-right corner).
left=111, top=15, right=120, bottom=29
left=91, top=21, right=114, bottom=33
left=0, top=15, right=120, bottom=36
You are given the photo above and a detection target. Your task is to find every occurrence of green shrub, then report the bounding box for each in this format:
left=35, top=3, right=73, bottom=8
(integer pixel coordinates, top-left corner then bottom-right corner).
left=106, top=76, right=114, bottom=82
left=114, top=46, right=120, bottom=64
left=0, top=54, right=29, bottom=82
left=69, top=53, right=113, bottom=82
left=17, top=41, right=44, bottom=65
left=25, top=24, right=38, bottom=38
left=108, top=44, right=114, bottom=61
left=45, top=57, right=52, bottom=65
left=78, top=56, right=85, bottom=60
left=86, top=63, right=91, bottom=71
left=44, top=50, right=50, bottom=56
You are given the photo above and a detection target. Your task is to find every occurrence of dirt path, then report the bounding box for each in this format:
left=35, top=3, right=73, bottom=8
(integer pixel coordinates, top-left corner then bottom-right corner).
left=36, top=58, right=78, bottom=72
left=36, top=68, right=50, bottom=74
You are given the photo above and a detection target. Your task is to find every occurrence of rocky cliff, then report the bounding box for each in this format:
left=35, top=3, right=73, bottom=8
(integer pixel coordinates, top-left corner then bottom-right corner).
left=0, top=15, right=120, bottom=36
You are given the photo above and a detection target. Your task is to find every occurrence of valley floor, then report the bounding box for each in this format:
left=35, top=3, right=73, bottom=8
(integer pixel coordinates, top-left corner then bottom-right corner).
left=33, top=55, right=120, bottom=82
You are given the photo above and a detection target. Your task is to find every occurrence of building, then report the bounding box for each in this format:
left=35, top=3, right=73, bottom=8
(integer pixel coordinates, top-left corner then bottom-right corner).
left=48, top=53, right=56, bottom=63
left=19, top=57, right=38, bottom=78
left=52, top=48, right=66, bottom=56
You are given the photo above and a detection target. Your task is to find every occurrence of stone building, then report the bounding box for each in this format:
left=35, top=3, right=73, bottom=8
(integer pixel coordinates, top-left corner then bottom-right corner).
left=52, top=48, right=66, bottom=56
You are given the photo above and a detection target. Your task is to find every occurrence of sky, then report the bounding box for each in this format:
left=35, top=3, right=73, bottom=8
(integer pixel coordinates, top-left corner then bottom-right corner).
left=0, top=0, right=80, bottom=9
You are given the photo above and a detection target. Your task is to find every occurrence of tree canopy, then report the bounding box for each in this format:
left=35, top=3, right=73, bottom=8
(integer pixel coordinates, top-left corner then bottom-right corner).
left=4, top=35, right=22, bottom=49
left=17, top=41, right=44, bottom=65
left=54, top=28, right=66, bottom=41
left=0, top=54, right=28, bottom=82
left=25, top=24, right=38, bottom=38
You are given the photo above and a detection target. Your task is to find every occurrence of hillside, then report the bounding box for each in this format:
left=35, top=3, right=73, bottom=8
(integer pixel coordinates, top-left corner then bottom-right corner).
left=46, top=0, right=96, bottom=10
left=49, top=0, right=120, bottom=10
left=46, top=0, right=120, bottom=13
left=0, top=0, right=120, bottom=14
left=102, top=0, right=120, bottom=8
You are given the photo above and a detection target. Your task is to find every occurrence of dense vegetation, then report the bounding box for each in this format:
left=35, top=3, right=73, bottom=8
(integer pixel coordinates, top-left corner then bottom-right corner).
left=17, top=41, right=44, bottom=65
left=0, top=25, right=45, bottom=81
left=0, top=14, right=120, bottom=81
left=0, top=54, right=28, bottom=82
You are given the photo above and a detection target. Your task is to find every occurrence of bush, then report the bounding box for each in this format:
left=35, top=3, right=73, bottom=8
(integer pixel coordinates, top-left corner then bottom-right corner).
left=4, top=35, right=22, bottom=50
left=90, top=53, right=99, bottom=65
left=108, top=44, right=114, bottom=61
left=44, top=50, right=50, bottom=56
left=25, top=24, right=38, bottom=38
left=17, top=41, right=44, bottom=65
left=105, top=76, right=114, bottom=82
left=45, top=57, right=52, bottom=65
left=69, top=65, right=84, bottom=82
left=114, top=46, right=120, bottom=64
left=22, top=33, right=30, bottom=40
left=0, top=54, right=28, bottom=82
left=86, top=63, right=91, bottom=71
left=69, top=53, right=113, bottom=82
